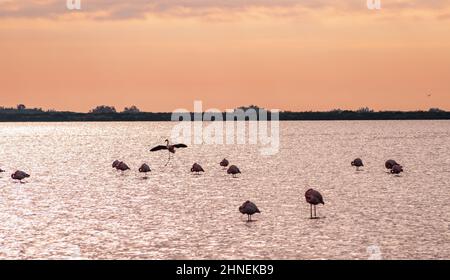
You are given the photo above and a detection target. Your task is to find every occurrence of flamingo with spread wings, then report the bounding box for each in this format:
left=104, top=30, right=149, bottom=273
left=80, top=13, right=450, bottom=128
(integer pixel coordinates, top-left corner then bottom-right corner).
left=150, top=139, right=188, bottom=166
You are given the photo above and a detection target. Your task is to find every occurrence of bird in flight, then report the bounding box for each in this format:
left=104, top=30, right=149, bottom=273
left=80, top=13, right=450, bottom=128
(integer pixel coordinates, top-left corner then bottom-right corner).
left=150, top=139, right=188, bottom=166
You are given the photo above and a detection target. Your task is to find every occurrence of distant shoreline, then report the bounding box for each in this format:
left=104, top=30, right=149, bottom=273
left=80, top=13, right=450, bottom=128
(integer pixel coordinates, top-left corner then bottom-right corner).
left=1, top=110, right=449, bottom=122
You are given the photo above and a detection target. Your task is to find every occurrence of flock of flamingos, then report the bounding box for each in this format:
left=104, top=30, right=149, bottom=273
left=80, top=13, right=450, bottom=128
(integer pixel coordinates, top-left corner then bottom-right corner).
left=0, top=139, right=404, bottom=221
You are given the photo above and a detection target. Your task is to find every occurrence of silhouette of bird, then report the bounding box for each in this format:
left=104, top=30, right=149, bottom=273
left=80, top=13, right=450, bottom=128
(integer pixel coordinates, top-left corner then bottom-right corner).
left=112, top=160, right=120, bottom=168
left=385, top=159, right=399, bottom=170
left=391, top=164, right=403, bottom=174
left=351, top=158, right=364, bottom=171
left=239, top=201, right=260, bottom=222
left=0, top=168, right=5, bottom=173
left=115, top=161, right=130, bottom=172
left=227, top=165, right=241, bottom=177
left=305, top=188, right=324, bottom=219
left=191, top=163, right=204, bottom=174
left=11, top=170, right=30, bottom=183
left=150, top=139, right=188, bottom=166
left=139, top=163, right=151, bottom=177
left=220, top=158, right=229, bottom=168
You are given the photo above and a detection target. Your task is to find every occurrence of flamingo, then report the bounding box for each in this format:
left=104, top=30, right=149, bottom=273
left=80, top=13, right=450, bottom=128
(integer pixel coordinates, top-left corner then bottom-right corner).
left=239, top=201, right=260, bottom=222
left=391, top=164, right=403, bottom=175
left=0, top=168, right=5, bottom=173
left=385, top=159, right=399, bottom=170
left=227, top=165, right=241, bottom=177
left=305, top=188, right=324, bottom=219
left=11, top=170, right=30, bottom=183
left=220, top=158, right=229, bottom=168
left=191, top=163, right=204, bottom=174
left=139, top=163, right=151, bottom=177
left=351, top=158, right=364, bottom=171
left=112, top=160, right=120, bottom=168
left=150, top=139, right=188, bottom=166
left=115, top=161, right=130, bottom=172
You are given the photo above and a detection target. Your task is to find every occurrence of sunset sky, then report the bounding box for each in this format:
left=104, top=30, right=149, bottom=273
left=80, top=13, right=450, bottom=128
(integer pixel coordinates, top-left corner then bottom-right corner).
left=1, top=0, right=450, bottom=112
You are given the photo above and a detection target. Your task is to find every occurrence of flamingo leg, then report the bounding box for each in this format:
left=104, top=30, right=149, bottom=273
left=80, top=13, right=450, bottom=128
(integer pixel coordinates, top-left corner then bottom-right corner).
left=314, top=205, right=317, bottom=218
left=164, top=152, right=171, bottom=166
left=310, top=204, right=313, bottom=219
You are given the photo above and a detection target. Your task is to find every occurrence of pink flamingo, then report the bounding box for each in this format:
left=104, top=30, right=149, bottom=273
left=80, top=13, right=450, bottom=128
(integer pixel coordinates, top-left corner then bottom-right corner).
left=115, top=161, right=130, bottom=172
left=220, top=158, right=229, bottom=168
left=385, top=159, right=399, bottom=170
left=139, top=163, right=151, bottom=177
left=11, top=170, right=30, bottom=183
left=191, top=163, right=204, bottom=174
left=150, top=139, right=187, bottom=166
left=239, top=201, right=260, bottom=222
left=305, top=188, right=324, bottom=219
left=227, top=165, right=241, bottom=178
left=391, top=164, right=403, bottom=174
left=351, top=158, right=364, bottom=171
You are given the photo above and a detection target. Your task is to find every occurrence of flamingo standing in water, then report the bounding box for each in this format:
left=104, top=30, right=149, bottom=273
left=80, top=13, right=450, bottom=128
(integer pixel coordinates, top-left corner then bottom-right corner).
left=11, top=170, right=30, bottom=183
left=227, top=165, right=241, bottom=177
left=385, top=159, right=399, bottom=170
left=351, top=158, right=364, bottom=171
left=239, top=201, right=260, bottom=222
left=191, top=163, right=204, bottom=174
left=391, top=164, right=403, bottom=175
left=305, top=188, right=324, bottom=219
left=150, top=139, right=188, bottom=166
left=139, top=163, right=151, bottom=178
left=220, top=159, right=229, bottom=168
left=115, top=161, right=130, bottom=172
left=112, top=160, right=120, bottom=168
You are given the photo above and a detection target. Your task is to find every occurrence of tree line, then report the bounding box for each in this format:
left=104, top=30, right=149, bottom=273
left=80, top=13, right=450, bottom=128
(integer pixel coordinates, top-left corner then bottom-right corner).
left=0, top=104, right=449, bottom=122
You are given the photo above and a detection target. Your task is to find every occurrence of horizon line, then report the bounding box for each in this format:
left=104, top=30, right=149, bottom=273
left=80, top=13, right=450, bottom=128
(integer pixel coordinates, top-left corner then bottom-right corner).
left=0, top=105, right=448, bottom=114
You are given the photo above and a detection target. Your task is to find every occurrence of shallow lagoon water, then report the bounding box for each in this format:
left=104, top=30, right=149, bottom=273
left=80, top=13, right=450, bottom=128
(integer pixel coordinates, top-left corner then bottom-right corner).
left=0, top=121, right=449, bottom=259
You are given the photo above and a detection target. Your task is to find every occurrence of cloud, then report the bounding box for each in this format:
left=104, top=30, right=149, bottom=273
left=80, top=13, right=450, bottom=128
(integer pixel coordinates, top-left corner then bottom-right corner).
left=0, top=0, right=449, bottom=20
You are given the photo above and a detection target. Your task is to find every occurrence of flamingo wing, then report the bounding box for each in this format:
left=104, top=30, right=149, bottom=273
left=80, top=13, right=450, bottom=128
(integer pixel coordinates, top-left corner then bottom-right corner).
left=316, top=192, right=324, bottom=204
left=173, top=144, right=188, bottom=148
left=150, top=145, right=168, bottom=151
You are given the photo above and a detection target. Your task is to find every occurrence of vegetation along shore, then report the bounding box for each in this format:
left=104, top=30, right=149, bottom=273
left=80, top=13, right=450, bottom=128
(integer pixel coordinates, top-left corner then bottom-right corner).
left=1, top=104, right=449, bottom=122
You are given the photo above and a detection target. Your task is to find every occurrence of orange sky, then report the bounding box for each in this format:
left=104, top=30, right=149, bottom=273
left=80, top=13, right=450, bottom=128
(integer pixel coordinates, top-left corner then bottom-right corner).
left=1, top=0, right=450, bottom=112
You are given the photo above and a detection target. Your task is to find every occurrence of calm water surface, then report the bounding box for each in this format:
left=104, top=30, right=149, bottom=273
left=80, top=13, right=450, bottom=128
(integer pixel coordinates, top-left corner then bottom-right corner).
left=0, top=121, right=449, bottom=259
